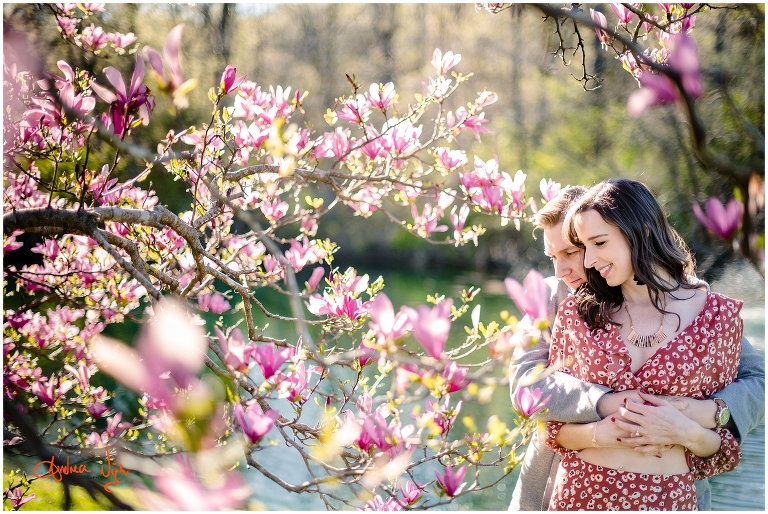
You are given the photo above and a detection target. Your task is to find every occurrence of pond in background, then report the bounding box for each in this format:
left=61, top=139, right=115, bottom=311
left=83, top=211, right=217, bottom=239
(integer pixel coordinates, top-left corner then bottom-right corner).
left=242, top=265, right=765, bottom=510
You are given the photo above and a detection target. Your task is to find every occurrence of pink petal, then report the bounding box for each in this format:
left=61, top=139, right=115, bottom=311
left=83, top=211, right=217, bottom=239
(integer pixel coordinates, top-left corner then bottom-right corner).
left=103, top=67, right=127, bottom=100
left=164, top=24, right=185, bottom=86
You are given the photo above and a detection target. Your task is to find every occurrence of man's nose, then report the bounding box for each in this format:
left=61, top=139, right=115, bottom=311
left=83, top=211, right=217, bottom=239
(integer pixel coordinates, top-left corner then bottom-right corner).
left=554, top=260, right=568, bottom=279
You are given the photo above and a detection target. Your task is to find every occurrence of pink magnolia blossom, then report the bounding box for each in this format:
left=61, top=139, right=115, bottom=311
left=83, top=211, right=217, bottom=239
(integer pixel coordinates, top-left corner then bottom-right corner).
left=30, top=239, right=60, bottom=259
left=435, top=464, right=467, bottom=497
left=411, top=203, right=448, bottom=237
left=680, top=14, right=696, bottom=33
left=590, top=8, right=610, bottom=44
left=627, top=72, right=678, bottom=118
left=476, top=90, right=498, bottom=108
left=91, top=298, right=207, bottom=409
left=516, top=385, right=552, bottom=418
left=306, top=266, right=325, bottom=291
left=366, top=82, right=395, bottom=110
left=306, top=292, right=371, bottom=321
left=197, top=292, right=231, bottom=314
left=56, top=16, right=77, bottom=35
left=419, top=396, right=461, bottom=435
left=220, top=65, right=245, bottom=95
left=504, top=269, right=548, bottom=322
left=402, top=299, right=453, bottom=359
left=399, top=481, right=423, bottom=505
left=422, top=76, right=451, bottom=100
left=107, top=32, right=137, bottom=49
left=454, top=107, right=490, bottom=142
left=56, top=3, right=78, bottom=13
left=180, top=129, right=225, bottom=152
left=80, top=23, right=108, bottom=50
left=431, top=48, right=462, bottom=75
left=233, top=402, right=278, bottom=443
left=693, top=197, right=744, bottom=240
left=88, top=401, right=109, bottom=418
left=433, top=147, right=468, bottom=171
left=356, top=341, right=376, bottom=367
left=276, top=361, right=318, bottom=403
left=285, top=237, right=323, bottom=271
left=105, top=412, right=131, bottom=438
left=610, top=3, right=635, bottom=24
left=337, top=94, right=371, bottom=124
left=59, top=82, right=96, bottom=116
left=90, top=55, right=154, bottom=137
left=141, top=456, right=250, bottom=510
left=361, top=495, right=403, bottom=511
left=450, top=203, right=470, bottom=236
left=86, top=430, right=108, bottom=447
left=142, top=25, right=197, bottom=109
left=316, top=127, right=352, bottom=160
left=80, top=3, right=106, bottom=12
left=642, top=14, right=658, bottom=34
left=460, top=156, right=511, bottom=213
left=63, top=361, right=91, bottom=390
left=667, top=33, right=702, bottom=98
left=260, top=198, right=289, bottom=220
left=368, top=293, right=410, bottom=345
left=442, top=361, right=470, bottom=392
left=360, top=127, right=384, bottom=160
left=354, top=404, right=415, bottom=456
left=628, top=33, right=702, bottom=117
left=213, top=327, right=251, bottom=372
left=252, top=342, right=293, bottom=379
left=620, top=51, right=640, bottom=77
left=382, top=119, right=422, bottom=156
left=31, top=374, right=72, bottom=406
left=5, top=487, right=35, bottom=509
left=539, top=178, right=561, bottom=202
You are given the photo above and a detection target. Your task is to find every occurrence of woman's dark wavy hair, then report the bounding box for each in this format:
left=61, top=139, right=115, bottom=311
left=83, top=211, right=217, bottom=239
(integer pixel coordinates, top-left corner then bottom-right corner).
left=563, top=178, right=697, bottom=331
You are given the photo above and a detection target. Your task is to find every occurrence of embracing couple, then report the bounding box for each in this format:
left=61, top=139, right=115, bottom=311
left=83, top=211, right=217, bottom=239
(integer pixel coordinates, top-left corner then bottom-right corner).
left=509, top=179, right=765, bottom=511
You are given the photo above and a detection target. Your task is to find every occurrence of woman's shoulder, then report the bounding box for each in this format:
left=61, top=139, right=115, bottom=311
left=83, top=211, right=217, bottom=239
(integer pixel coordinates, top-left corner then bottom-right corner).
left=705, top=291, right=744, bottom=316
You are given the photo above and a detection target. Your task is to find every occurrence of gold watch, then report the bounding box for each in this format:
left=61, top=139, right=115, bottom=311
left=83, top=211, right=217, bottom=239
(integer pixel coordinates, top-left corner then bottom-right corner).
left=714, top=398, right=730, bottom=428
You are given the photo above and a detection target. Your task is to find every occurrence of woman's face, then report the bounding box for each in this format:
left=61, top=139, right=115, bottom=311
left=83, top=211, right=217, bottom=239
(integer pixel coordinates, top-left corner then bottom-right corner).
left=573, top=209, right=634, bottom=287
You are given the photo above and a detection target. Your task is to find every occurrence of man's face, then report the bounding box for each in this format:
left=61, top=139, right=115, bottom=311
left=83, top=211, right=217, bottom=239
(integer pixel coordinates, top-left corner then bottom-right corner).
left=543, top=221, right=587, bottom=292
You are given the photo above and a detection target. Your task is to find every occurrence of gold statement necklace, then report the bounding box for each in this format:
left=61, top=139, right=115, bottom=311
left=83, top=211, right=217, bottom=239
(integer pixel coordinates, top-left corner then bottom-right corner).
left=624, top=299, right=667, bottom=348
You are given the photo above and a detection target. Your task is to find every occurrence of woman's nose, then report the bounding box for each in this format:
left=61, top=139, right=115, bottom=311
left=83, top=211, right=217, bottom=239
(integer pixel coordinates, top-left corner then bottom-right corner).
left=583, top=247, right=596, bottom=268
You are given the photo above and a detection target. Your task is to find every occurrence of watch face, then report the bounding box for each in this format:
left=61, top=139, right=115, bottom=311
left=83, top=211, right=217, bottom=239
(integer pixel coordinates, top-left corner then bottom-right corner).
left=718, top=407, right=730, bottom=427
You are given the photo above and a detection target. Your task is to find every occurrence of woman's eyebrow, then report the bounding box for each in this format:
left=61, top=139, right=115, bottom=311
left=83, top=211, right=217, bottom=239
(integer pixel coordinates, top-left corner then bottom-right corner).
left=586, top=233, right=609, bottom=240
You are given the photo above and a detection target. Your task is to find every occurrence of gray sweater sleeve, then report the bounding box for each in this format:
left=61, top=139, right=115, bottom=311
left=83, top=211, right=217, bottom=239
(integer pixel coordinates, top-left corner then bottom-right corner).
left=713, top=335, right=765, bottom=443
left=509, top=276, right=610, bottom=424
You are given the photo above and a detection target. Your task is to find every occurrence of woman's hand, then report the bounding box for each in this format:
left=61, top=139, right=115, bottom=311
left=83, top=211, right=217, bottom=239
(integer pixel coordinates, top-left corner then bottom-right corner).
left=612, top=391, right=718, bottom=456
left=596, top=389, right=644, bottom=419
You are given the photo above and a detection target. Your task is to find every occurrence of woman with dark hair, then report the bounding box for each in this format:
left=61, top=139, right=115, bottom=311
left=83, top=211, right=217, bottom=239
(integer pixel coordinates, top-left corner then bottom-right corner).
left=543, top=178, right=742, bottom=511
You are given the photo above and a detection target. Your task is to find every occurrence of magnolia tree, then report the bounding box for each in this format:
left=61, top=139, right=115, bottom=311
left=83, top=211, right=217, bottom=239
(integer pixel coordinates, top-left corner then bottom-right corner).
left=2, top=3, right=761, bottom=511
left=481, top=2, right=764, bottom=271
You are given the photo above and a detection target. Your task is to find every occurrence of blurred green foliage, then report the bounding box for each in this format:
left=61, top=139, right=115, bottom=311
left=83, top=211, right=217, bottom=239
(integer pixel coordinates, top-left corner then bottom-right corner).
left=3, top=3, right=763, bottom=281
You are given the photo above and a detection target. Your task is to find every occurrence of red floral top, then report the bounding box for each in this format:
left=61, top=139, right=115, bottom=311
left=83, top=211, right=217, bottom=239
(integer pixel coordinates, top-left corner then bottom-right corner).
left=544, top=292, right=743, bottom=479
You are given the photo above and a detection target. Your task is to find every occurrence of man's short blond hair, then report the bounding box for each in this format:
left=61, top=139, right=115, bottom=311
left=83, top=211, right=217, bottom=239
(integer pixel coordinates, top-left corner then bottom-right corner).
left=532, top=185, right=588, bottom=233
